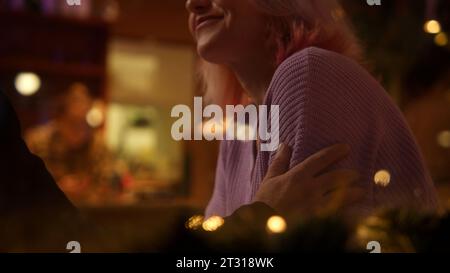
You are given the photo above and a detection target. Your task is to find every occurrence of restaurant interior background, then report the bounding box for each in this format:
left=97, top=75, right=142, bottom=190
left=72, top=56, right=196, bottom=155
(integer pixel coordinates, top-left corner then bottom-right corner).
left=0, top=0, right=449, bottom=251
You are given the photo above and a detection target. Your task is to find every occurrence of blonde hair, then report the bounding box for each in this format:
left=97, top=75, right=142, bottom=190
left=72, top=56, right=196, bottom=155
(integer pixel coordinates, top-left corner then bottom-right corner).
left=199, top=0, right=362, bottom=106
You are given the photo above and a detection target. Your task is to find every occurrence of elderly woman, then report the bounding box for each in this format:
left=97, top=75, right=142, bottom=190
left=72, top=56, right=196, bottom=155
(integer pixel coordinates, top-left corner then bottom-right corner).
left=185, top=0, right=439, bottom=218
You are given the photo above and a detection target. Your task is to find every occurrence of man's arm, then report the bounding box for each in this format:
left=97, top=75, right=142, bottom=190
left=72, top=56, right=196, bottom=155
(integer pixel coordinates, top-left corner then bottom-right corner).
left=0, top=90, right=93, bottom=252
left=0, top=90, right=76, bottom=215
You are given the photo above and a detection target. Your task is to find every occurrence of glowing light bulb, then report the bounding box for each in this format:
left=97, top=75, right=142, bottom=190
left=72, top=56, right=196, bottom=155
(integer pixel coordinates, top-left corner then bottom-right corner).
left=435, top=32, right=448, bottom=47
left=374, top=170, right=391, bottom=187
left=437, top=131, right=450, bottom=149
left=185, top=215, right=204, bottom=230
left=201, top=119, right=225, bottom=139
left=424, top=20, right=441, bottom=34
left=86, top=104, right=104, bottom=128
left=15, top=72, right=41, bottom=96
left=202, top=216, right=225, bottom=232
left=266, top=216, right=287, bottom=234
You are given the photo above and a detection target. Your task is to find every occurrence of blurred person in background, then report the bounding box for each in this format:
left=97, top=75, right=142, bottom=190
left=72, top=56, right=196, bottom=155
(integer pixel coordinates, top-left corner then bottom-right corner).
left=186, top=0, right=439, bottom=220
left=25, top=83, right=119, bottom=206
left=403, top=46, right=450, bottom=206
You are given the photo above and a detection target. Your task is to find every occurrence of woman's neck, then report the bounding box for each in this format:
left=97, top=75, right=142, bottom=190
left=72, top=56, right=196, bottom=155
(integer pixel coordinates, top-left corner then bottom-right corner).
left=229, top=53, right=275, bottom=105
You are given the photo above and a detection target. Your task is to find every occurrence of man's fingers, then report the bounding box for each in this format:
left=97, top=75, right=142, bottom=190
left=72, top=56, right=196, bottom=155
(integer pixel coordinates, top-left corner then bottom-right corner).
left=265, top=143, right=292, bottom=179
left=289, top=144, right=350, bottom=178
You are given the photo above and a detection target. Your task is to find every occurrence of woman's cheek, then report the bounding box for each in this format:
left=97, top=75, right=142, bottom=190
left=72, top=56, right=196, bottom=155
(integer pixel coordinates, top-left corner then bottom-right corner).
left=188, top=15, right=196, bottom=37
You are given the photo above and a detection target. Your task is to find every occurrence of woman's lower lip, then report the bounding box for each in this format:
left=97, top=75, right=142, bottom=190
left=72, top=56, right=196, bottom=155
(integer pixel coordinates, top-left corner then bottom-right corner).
left=196, top=18, right=223, bottom=31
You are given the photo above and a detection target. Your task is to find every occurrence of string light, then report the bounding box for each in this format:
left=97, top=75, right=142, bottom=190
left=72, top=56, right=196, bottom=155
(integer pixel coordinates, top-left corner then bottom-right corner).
left=374, top=170, right=391, bottom=187
left=434, top=32, right=448, bottom=47
left=202, top=216, right=225, bottom=232
left=424, top=20, right=441, bottom=34
left=86, top=102, right=104, bottom=128
left=266, top=216, right=287, bottom=234
left=15, top=72, right=41, bottom=96
left=185, top=215, right=204, bottom=230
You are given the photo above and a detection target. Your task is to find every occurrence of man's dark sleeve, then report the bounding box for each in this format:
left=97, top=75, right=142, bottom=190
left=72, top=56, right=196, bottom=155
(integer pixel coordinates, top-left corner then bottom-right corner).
left=0, top=91, right=83, bottom=251
left=0, top=90, right=76, bottom=214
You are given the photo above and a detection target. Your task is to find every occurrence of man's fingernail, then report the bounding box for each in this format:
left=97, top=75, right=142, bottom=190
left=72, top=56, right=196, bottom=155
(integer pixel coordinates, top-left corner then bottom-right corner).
left=277, top=143, right=285, bottom=154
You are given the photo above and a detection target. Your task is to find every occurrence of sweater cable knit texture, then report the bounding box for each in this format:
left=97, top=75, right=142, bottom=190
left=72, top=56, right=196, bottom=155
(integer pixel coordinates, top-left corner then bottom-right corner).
left=206, top=47, right=439, bottom=218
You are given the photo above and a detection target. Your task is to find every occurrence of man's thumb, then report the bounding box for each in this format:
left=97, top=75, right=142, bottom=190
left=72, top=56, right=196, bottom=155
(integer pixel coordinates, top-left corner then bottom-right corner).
left=265, top=143, right=292, bottom=179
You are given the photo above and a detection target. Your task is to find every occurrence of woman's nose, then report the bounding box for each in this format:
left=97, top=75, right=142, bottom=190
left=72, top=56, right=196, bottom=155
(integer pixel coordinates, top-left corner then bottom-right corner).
left=185, top=0, right=212, bottom=14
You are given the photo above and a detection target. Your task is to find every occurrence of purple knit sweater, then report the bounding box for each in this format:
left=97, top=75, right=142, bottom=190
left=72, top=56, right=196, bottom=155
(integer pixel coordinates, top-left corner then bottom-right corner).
left=206, top=47, right=439, bottom=218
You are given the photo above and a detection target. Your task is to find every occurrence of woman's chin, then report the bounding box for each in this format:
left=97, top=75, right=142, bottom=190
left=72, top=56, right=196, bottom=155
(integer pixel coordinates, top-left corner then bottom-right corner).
left=198, top=52, right=221, bottom=64
left=197, top=40, right=230, bottom=65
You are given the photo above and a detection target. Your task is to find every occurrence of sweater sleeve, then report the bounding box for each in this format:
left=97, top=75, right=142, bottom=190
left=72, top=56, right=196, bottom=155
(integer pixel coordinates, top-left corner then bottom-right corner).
left=266, top=48, right=362, bottom=168
left=264, top=47, right=438, bottom=214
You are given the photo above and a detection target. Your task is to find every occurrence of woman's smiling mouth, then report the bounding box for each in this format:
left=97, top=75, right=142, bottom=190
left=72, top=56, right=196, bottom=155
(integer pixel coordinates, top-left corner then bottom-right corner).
left=195, top=15, right=224, bottom=32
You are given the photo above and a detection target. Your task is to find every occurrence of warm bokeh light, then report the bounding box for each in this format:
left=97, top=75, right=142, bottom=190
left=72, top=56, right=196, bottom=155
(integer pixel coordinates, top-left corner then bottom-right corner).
left=202, top=216, right=225, bottom=232
left=266, top=216, right=287, bottom=234
left=200, top=119, right=226, bottom=139
left=185, top=215, right=204, bottom=230
left=235, top=123, right=257, bottom=141
left=434, top=32, right=448, bottom=47
left=437, top=131, right=450, bottom=148
left=200, top=119, right=257, bottom=141
left=86, top=103, right=104, bottom=128
left=374, top=170, right=391, bottom=187
left=424, top=20, right=441, bottom=34
left=356, top=225, right=371, bottom=239
left=14, top=72, right=41, bottom=96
